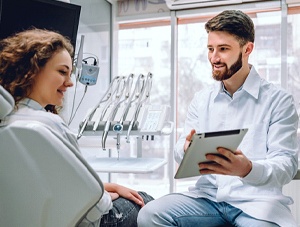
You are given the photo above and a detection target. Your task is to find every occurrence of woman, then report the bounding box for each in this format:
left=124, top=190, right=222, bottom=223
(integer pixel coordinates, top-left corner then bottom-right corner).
left=0, top=28, right=153, bottom=226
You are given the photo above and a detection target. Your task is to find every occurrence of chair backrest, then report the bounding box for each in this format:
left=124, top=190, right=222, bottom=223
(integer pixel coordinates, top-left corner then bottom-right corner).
left=0, top=120, right=104, bottom=227
left=0, top=86, right=104, bottom=227
left=0, top=85, right=15, bottom=118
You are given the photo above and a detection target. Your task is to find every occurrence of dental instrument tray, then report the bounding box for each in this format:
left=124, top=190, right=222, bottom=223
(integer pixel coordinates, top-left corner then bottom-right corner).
left=77, top=73, right=174, bottom=151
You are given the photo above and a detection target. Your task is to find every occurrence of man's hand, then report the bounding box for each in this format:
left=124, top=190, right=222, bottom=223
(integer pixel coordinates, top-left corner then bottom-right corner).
left=198, top=148, right=252, bottom=178
left=184, top=129, right=196, bottom=152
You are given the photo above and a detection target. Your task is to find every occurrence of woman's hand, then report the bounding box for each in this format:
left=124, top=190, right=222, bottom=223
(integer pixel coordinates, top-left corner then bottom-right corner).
left=108, top=192, right=119, bottom=201
left=104, top=183, right=145, bottom=207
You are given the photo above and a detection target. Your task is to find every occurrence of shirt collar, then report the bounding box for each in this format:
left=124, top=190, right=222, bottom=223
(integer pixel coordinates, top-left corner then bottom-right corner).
left=221, top=82, right=243, bottom=98
left=242, top=65, right=260, bottom=100
left=18, top=98, right=46, bottom=111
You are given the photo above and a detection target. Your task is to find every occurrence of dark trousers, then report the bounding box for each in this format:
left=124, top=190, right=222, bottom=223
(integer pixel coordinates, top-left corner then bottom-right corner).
left=100, top=191, right=154, bottom=227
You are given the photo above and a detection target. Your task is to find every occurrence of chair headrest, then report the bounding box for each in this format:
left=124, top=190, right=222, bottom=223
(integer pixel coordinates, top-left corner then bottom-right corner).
left=0, top=85, right=15, bottom=119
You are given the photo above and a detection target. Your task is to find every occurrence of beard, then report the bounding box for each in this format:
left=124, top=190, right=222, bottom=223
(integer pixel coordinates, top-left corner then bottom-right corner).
left=212, top=52, right=243, bottom=81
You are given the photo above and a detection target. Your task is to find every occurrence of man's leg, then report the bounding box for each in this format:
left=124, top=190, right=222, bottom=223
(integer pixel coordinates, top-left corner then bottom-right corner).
left=137, top=193, right=231, bottom=227
left=232, top=210, right=279, bottom=227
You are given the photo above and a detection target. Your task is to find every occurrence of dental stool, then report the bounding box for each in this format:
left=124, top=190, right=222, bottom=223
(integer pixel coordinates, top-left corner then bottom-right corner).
left=0, top=85, right=104, bottom=227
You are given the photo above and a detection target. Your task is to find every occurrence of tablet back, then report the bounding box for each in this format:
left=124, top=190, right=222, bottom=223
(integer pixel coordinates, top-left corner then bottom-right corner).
left=175, top=128, right=248, bottom=179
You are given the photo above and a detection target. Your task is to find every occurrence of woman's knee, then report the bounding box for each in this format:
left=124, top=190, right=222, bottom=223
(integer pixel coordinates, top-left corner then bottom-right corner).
left=138, top=191, right=154, bottom=204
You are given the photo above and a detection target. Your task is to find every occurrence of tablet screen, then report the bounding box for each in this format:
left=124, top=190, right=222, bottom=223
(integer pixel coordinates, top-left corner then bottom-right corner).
left=174, top=128, right=248, bottom=179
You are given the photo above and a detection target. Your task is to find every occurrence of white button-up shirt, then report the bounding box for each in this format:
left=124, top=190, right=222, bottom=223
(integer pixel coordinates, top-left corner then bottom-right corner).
left=175, top=66, right=299, bottom=226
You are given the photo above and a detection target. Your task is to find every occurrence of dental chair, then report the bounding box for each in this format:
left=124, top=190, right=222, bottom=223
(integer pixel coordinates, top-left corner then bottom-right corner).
left=0, top=85, right=104, bottom=227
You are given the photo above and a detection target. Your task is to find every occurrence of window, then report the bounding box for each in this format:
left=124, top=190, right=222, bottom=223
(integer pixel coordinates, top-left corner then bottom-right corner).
left=116, top=3, right=300, bottom=202
left=287, top=7, right=300, bottom=115
left=116, top=24, right=172, bottom=198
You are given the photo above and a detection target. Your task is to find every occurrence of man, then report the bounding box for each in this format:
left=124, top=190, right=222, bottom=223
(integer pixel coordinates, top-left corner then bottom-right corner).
left=137, top=10, right=299, bottom=226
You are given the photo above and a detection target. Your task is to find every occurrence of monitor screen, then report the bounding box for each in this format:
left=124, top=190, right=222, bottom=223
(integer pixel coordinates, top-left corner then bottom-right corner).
left=0, top=0, right=81, bottom=49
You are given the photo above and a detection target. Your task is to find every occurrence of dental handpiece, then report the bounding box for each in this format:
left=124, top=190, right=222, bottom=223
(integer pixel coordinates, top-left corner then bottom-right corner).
left=101, top=77, right=127, bottom=149
left=77, top=76, right=121, bottom=139
left=126, top=73, right=153, bottom=142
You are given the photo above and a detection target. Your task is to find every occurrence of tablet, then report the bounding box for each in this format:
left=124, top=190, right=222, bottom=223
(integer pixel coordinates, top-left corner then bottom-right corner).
left=174, top=128, right=248, bottom=179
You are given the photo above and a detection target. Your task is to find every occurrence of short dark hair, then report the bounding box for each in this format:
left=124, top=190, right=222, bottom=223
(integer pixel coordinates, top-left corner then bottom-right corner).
left=205, top=10, right=255, bottom=46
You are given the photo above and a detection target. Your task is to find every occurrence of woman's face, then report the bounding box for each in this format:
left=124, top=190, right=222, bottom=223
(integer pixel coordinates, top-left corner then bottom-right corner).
left=28, top=49, right=73, bottom=107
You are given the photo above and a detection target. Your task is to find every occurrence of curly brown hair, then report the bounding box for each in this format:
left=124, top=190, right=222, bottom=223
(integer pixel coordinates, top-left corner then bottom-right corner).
left=0, top=28, right=74, bottom=113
